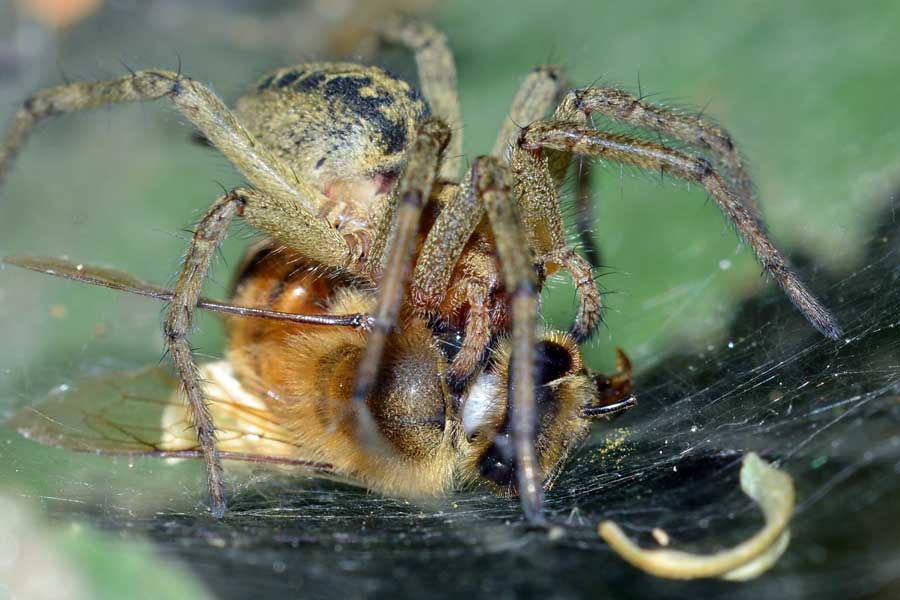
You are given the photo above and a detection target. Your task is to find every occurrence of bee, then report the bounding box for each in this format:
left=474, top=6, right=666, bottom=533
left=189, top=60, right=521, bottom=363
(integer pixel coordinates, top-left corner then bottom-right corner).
left=1, top=17, right=839, bottom=522
left=7, top=250, right=636, bottom=502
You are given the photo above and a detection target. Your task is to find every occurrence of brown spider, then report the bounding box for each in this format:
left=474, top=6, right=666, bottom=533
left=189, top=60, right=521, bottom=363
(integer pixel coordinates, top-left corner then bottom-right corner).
left=0, top=17, right=839, bottom=523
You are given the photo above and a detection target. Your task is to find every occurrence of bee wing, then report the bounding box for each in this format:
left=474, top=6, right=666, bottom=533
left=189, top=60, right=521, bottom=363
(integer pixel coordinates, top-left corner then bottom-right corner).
left=4, top=254, right=173, bottom=299
left=3, top=255, right=371, bottom=328
left=8, top=361, right=336, bottom=473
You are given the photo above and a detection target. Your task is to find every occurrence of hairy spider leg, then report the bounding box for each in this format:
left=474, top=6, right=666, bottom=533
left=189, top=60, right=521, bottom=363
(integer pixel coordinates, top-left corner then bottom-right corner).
left=566, top=86, right=760, bottom=214
left=0, top=69, right=354, bottom=267
left=510, top=144, right=602, bottom=343
left=163, top=190, right=246, bottom=516
left=477, top=156, right=544, bottom=524
left=408, top=166, right=489, bottom=381
left=520, top=121, right=842, bottom=340
left=489, top=65, right=605, bottom=343
left=555, top=85, right=769, bottom=269
left=377, top=16, right=462, bottom=180
left=350, top=118, right=450, bottom=455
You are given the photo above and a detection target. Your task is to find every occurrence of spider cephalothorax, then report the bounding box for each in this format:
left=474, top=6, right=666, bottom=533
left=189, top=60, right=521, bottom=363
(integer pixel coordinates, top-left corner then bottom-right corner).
left=0, top=17, right=839, bottom=522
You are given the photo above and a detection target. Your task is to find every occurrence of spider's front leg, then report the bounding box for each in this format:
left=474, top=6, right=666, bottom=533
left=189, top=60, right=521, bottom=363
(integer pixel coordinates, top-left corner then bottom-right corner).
left=489, top=66, right=604, bottom=342
left=0, top=69, right=352, bottom=268
left=405, top=155, right=546, bottom=522
left=407, top=165, right=494, bottom=384
left=520, top=121, right=842, bottom=339
left=477, top=156, right=544, bottom=524
left=351, top=118, right=450, bottom=450
left=510, top=144, right=603, bottom=343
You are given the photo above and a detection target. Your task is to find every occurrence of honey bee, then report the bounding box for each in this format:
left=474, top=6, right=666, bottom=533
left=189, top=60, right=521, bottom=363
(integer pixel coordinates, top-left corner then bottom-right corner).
left=1, top=17, right=839, bottom=523
left=6, top=251, right=636, bottom=499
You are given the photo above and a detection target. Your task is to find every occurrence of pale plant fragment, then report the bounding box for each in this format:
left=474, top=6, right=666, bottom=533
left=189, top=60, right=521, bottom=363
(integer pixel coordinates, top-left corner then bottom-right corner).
left=599, top=453, right=794, bottom=580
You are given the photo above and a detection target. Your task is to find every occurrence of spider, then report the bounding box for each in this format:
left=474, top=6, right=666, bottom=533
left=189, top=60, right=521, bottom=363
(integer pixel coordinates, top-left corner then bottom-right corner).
left=0, top=17, right=840, bottom=523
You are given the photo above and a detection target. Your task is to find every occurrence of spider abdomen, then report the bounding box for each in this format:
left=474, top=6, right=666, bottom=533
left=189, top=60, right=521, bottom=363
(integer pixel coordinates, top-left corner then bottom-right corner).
left=236, top=63, right=430, bottom=221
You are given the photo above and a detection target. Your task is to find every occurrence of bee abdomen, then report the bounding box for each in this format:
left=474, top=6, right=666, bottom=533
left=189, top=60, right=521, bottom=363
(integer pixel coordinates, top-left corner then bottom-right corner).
left=226, top=245, right=450, bottom=463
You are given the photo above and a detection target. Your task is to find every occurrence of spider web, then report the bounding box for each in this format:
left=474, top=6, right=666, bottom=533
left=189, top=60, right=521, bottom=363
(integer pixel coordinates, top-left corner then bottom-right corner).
left=1, top=193, right=897, bottom=600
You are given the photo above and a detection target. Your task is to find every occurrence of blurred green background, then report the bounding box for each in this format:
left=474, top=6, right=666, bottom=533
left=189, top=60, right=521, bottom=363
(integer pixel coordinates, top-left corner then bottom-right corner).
left=0, top=1, right=898, bottom=598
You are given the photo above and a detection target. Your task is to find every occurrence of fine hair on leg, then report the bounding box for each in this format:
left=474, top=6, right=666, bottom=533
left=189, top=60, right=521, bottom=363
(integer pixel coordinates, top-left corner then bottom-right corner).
left=521, top=121, right=842, bottom=339
left=350, top=118, right=450, bottom=452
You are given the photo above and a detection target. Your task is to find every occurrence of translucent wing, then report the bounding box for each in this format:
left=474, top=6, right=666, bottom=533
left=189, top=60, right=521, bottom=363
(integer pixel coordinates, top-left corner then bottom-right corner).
left=3, top=255, right=371, bottom=328
left=4, top=254, right=172, bottom=298
left=8, top=361, right=336, bottom=473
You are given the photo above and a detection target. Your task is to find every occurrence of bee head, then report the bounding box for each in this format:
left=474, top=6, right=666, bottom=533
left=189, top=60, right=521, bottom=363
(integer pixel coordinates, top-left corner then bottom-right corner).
left=459, top=332, right=635, bottom=492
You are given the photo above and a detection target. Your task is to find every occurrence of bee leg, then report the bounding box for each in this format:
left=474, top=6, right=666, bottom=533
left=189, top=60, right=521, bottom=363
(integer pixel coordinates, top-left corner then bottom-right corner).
left=164, top=187, right=253, bottom=518
left=376, top=17, right=462, bottom=180
left=520, top=121, right=842, bottom=340
left=477, top=155, right=545, bottom=525
left=350, top=118, right=450, bottom=451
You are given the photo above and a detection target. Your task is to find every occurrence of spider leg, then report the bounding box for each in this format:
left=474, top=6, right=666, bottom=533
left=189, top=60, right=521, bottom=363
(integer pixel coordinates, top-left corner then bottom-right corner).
left=0, top=73, right=385, bottom=517
left=166, top=185, right=373, bottom=517
left=574, top=157, right=603, bottom=268
left=447, top=279, right=492, bottom=383
left=0, top=70, right=353, bottom=269
left=492, top=66, right=567, bottom=159
left=492, top=65, right=600, bottom=312
left=403, top=165, right=496, bottom=386
left=562, top=86, right=758, bottom=212
left=382, top=153, right=553, bottom=523
left=376, top=17, right=462, bottom=180
left=350, top=118, right=450, bottom=451
left=521, top=122, right=842, bottom=340
left=477, top=156, right=544, bottom=525
left=510, top=143, right=602, bottom=342
left=163, top=189, right=246, bottom=517
left=409, top=167, right=481, bottom=310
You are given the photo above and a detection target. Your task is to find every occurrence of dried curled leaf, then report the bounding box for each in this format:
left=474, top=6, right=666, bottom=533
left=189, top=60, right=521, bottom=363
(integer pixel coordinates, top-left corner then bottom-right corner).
left=599, top=453, right=794, bottom=580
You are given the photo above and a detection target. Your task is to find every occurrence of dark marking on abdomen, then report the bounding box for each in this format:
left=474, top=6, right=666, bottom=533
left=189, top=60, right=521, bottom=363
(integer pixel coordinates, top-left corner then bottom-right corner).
left=323, top=75, right=408, bottom=155
left=297, top=71, right=327, bottom=92
left=275, top=70, right=303, bottom=88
